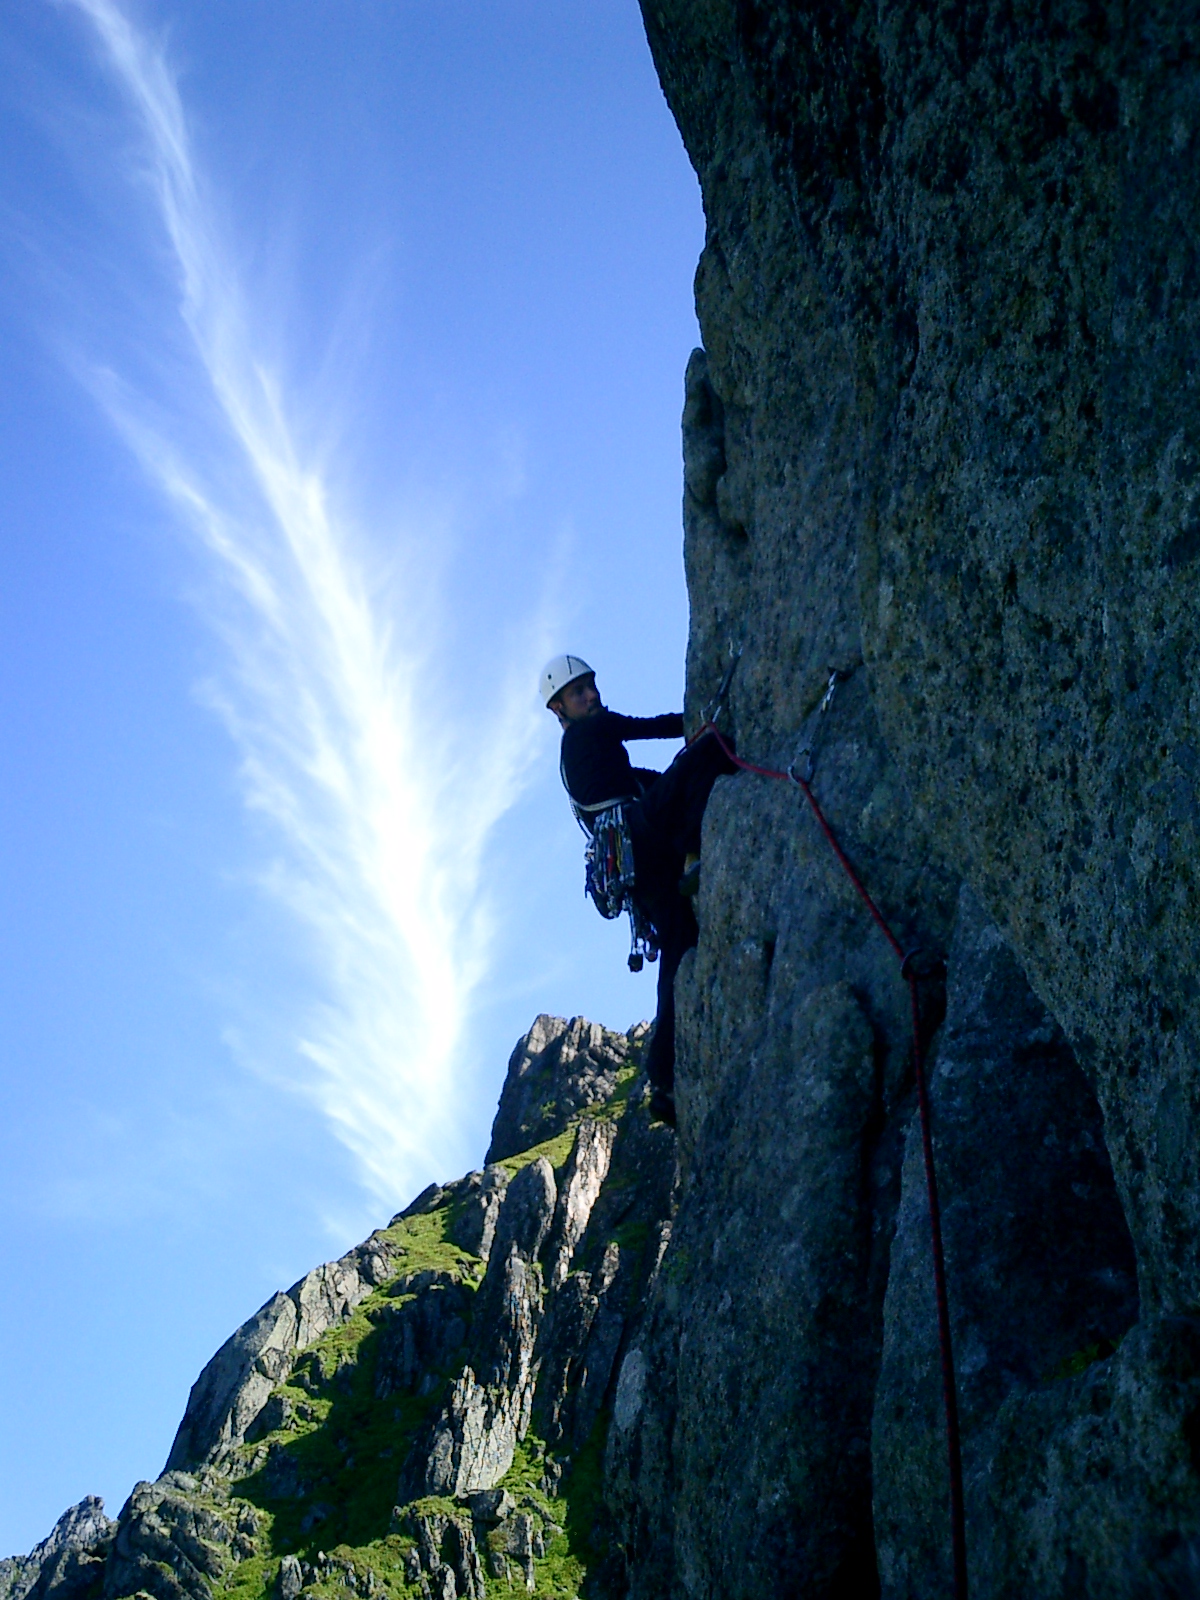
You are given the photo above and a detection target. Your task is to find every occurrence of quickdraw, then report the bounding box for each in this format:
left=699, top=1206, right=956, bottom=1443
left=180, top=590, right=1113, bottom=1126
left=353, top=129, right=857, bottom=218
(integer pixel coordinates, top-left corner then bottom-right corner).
left=583, top=803, right=636, bottom=919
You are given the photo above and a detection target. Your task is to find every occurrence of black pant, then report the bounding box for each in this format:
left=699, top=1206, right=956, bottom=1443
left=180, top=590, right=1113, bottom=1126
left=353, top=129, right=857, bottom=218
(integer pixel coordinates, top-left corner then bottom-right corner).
left=626, top=732, right=737, bottom=1095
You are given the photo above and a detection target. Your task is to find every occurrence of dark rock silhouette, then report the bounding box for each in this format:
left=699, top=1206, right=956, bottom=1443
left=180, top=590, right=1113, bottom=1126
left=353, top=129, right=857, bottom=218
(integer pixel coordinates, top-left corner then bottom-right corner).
left=613, top=1, right=1200, bottom=1594
left=0, top=1499, right=115, bottom=1600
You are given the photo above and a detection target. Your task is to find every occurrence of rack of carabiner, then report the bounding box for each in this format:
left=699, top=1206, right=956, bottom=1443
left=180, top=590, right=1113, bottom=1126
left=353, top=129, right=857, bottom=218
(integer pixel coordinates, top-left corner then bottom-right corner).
left=582, top=803, right=659, bottom=971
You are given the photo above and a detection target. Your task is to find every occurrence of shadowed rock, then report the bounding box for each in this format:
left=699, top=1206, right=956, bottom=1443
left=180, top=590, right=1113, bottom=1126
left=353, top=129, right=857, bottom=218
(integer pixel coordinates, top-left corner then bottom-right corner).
left=449, top=1166, right=511, bottom=1263
left=618, top=1, right=1200, bottom=1592
left=873, top=884, right=1139, bottom=1596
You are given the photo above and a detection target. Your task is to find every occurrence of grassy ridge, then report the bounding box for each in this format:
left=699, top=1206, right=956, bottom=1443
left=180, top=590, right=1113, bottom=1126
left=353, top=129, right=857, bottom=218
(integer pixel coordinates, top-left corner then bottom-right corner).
left=207, top=1072, right=644, bottom=1600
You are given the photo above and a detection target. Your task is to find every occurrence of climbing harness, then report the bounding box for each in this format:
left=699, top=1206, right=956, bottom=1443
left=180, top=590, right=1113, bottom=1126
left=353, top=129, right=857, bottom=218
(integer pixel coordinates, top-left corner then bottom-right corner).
left=561, top=759, right=659, bottom=973
left=563, top=645, right=741, bottom=973
left=693, top=675, right=969, bottom=1600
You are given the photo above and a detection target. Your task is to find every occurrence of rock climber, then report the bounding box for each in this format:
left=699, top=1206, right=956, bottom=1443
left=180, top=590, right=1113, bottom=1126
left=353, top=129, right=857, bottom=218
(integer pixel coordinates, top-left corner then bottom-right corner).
left=541, top=654, right=737, bottom=1125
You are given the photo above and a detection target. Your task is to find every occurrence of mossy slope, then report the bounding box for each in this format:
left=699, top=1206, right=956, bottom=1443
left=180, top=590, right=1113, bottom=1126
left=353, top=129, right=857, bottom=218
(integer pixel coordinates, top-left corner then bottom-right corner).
left=91, top=1020, right=673, bottom=1600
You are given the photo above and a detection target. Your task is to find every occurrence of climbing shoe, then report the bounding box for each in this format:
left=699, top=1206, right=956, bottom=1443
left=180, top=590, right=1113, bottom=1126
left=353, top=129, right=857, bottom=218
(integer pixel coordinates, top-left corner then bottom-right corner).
left=649, top=1087, right=677, bottom=1127
left=678, top=854, right=701, bottom=898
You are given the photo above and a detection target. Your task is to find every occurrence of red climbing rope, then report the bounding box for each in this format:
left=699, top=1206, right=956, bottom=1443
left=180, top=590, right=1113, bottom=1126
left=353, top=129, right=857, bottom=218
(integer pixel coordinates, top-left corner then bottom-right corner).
left=695, top=721, right=969, bottom=1600
left=908, top=975, right=969, bottom=1600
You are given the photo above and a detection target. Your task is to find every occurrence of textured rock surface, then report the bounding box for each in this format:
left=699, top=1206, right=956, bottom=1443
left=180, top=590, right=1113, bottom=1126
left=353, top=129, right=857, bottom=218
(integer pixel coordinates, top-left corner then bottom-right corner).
left=623, top=1, right=1200, bottom=1594
left=448, top=1169, right=510, bottom=1266
left=486, top=1015, right=643, bottom=1163
left=102, top=1474, right=259, bottom=1600
left=410, top=1157, right=559, bottom=1499
left=0, top=1499, right=115, bottom=1600
left=166, top=1238, right=400, bottom=1470
left=546, top=1119, right=618, bottom=1291
left=874, top=884, right=1140, bottom=1595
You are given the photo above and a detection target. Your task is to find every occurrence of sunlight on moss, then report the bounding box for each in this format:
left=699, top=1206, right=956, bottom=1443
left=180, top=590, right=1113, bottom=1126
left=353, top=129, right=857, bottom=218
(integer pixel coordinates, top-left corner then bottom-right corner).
left=197, top=1072, right=649, bottom=1600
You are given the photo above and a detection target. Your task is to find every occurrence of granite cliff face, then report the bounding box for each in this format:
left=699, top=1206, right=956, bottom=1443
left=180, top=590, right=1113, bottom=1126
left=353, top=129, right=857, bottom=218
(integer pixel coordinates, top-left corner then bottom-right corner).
left=612, top=1, right=1200, bottom=1595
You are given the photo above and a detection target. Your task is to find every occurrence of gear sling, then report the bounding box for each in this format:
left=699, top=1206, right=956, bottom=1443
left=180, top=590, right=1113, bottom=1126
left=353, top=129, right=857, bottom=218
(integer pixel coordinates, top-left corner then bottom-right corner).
left=560, top=761, right=659, bottom=972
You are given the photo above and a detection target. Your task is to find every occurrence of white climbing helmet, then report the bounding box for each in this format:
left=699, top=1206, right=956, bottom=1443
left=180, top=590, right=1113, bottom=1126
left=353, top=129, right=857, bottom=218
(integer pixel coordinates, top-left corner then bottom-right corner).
left=540, top=654, right=594, bottom=706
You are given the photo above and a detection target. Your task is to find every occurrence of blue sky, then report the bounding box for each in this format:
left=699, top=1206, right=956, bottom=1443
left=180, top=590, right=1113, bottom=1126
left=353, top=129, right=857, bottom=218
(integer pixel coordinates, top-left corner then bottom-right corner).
left=0, top=0, right=701, bottom=1554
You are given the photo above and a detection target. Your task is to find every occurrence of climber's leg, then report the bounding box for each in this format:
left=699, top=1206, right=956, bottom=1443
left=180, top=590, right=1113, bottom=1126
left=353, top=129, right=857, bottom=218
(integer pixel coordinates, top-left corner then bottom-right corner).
left=626, top=830, right=695, bottom=1115
left=627, top=740, right=735, bottom=1121
left=639, top=891, right=697, bottom=1117
left=637, top=730, right=738, bottom=861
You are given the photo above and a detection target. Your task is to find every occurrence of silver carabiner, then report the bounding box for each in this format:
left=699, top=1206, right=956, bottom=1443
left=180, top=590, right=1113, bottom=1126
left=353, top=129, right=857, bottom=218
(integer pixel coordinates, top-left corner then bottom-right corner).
left=793, top=671, right=844, bottom=782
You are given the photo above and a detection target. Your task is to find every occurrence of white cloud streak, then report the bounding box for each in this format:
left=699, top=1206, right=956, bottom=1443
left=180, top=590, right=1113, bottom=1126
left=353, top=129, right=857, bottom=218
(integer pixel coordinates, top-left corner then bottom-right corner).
left=64, top=0, right=549, bottom=1202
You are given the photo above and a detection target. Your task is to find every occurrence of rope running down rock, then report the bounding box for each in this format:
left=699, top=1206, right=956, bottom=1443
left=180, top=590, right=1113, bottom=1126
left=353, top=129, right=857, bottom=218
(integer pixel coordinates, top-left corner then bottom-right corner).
left=693, top=717, right=968, bottom=1600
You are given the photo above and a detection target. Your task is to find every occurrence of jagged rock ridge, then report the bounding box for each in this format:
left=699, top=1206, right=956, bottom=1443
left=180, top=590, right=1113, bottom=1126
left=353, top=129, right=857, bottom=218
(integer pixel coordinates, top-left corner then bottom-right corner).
left=7, top=1015, right=673, bottom=1600
left=0, top=1500, right=116, bottom=1600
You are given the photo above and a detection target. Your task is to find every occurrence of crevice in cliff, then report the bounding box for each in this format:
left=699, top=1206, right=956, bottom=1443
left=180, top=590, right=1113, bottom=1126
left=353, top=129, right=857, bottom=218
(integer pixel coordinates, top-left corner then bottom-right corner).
left=873, top=885, right=1139, bottom=1593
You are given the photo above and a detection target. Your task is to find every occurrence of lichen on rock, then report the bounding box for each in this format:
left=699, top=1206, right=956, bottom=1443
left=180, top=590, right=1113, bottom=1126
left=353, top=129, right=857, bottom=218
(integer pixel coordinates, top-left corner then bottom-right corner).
left=622, top=1, right=1200, bottom=1594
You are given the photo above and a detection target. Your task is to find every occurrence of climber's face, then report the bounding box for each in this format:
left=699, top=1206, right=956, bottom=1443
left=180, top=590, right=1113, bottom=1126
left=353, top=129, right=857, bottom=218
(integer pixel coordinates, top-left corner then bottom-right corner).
left=553, top=675, right=601, bottom=724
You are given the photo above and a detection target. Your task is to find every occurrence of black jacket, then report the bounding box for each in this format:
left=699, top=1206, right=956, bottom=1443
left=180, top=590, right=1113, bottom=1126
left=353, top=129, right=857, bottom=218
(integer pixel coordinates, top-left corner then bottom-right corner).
left=560, top=708, right=684, bottom=810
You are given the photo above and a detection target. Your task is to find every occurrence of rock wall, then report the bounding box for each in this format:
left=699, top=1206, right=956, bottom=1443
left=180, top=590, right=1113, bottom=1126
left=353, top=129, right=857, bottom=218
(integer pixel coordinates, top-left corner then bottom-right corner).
left=618, top=2, right=1200, bottom=1595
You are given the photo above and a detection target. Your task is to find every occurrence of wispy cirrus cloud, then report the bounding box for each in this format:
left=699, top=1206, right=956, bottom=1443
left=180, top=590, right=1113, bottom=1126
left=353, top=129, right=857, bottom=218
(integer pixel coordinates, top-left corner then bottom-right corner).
left=62, top=0, right=551, bottom=1203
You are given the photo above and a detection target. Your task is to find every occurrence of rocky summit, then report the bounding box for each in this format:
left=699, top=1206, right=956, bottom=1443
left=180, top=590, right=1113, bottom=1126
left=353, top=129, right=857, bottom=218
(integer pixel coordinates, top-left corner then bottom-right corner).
left=15, top=4, right=1200, bottom=1594
left=4, top=1017, right=674, bottom=1600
